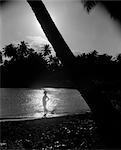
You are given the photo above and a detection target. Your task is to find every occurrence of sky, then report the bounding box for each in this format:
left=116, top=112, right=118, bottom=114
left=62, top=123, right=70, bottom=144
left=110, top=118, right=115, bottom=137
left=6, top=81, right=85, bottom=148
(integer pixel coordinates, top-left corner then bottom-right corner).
left=1, top=0, right=121, bottom=56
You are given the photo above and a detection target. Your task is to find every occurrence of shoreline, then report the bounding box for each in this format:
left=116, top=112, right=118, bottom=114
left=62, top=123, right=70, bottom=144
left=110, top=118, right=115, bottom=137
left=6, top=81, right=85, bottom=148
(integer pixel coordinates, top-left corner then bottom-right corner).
left=0, top=111, right=90, bottom=122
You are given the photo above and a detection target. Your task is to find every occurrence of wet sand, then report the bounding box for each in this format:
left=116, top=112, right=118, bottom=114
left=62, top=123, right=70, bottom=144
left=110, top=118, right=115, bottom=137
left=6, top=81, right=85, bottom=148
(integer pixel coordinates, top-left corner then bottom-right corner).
left=0, top=113, right=103, bottom=149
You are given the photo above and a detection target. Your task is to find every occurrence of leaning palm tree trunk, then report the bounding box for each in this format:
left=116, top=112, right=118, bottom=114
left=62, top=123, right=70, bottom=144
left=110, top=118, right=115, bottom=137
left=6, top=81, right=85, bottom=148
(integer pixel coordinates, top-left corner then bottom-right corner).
left=27, top=0, right=121, bottom=148
left=27, top=0, right=76, bottom=67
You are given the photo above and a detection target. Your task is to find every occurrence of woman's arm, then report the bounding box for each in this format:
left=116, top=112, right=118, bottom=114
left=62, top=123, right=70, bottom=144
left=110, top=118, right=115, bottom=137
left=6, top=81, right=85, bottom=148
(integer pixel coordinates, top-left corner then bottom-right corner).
left=46, top=96, right=49, bottom=101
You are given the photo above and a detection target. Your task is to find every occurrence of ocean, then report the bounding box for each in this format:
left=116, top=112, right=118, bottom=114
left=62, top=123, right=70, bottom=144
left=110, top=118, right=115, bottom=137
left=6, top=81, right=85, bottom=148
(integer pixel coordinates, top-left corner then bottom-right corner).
left=0, top=88, right=90, bottom=120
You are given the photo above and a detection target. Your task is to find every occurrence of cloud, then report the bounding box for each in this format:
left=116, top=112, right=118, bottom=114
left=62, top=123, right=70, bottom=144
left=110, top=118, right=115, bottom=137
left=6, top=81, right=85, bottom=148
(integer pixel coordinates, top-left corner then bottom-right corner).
left=26, top=35, right=55, bottom=55
left=26, top=35, right=51, bottom=52
left=26, top=35, right=50, bottom=49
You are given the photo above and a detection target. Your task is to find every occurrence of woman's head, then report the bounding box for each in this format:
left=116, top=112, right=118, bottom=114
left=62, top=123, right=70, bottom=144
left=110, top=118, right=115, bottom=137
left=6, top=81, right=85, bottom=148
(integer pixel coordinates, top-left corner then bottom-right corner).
left=44, top=90, right=47, bottom=95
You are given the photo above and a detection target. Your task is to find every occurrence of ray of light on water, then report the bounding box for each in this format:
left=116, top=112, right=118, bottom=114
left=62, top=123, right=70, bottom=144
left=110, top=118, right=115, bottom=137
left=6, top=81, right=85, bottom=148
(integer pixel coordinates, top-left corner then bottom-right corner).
left=0, top=88, right=90, bottom=120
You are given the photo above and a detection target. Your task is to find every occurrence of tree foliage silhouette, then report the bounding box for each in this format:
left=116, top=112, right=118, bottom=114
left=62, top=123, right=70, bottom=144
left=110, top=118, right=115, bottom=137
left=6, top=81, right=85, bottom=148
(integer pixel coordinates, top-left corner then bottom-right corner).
left=82, top=1, right=121, bottom=23
left=3, top=44, right=18, bottom=60
left=0, top=51, right=3, bottom=64
left=1, top=41, right=62, bottom=87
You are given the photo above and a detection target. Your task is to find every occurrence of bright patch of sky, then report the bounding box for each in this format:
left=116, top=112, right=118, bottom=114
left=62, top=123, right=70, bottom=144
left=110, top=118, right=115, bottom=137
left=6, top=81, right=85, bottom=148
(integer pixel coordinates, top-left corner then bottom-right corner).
left=1, top=0, right=121, bottom=56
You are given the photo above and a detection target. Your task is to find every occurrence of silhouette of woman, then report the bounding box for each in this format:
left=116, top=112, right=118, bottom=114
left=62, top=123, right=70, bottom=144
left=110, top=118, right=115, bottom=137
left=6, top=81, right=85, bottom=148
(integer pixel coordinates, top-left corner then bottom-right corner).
left=42, top=90, right=49, bottom=117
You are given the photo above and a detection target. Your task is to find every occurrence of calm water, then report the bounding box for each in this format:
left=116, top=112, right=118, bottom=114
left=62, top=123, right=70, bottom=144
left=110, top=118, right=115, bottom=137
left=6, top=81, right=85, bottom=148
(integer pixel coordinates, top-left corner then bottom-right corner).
left=0, top=88, right=90, bottom=120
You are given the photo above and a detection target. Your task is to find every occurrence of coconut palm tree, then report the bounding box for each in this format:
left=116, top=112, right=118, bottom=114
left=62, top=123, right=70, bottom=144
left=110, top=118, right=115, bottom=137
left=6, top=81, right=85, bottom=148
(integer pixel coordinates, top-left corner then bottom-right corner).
left=82, top=1, right=121, bottom=23
left=3, top=43, right=17, bottom=60
left=41, top=44, right=51, bottom=56
left=27, top=1, right=121, bottom=148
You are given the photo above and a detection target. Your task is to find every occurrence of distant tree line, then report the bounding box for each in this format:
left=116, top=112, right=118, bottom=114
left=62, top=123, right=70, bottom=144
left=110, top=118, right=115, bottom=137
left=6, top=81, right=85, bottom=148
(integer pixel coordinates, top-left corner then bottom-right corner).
left=0, top=41, right=121, bottom=87
left=0, top=41, right=62, bottom=87
left=76, top=50, right=121, bottom=81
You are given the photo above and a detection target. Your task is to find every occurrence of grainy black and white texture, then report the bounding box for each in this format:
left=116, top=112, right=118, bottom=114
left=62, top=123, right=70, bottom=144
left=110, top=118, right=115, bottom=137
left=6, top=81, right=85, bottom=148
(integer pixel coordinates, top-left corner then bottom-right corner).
left=0, top=0, right=121, bottom=149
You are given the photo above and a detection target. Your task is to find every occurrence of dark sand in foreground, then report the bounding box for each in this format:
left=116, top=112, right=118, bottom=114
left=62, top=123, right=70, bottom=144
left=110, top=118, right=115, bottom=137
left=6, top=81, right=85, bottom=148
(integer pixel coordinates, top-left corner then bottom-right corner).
left=0, top=113, right=103, bottom=149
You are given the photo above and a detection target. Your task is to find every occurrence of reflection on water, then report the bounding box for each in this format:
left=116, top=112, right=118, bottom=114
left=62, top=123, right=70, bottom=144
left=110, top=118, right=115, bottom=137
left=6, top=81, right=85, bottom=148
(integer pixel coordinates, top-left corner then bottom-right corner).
left=0, top=88, right=90, bottom=119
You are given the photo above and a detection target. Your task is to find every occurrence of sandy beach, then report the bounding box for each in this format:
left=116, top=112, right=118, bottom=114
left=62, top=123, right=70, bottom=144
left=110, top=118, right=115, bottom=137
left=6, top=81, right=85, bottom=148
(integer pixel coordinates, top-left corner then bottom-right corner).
left=0, top=113, right=103, bottom=149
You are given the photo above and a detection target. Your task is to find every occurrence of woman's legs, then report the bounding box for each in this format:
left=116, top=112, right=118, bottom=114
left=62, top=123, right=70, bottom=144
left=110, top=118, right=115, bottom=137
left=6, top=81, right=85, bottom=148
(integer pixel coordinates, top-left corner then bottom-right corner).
left=43, top=104, right=48, bottom=117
